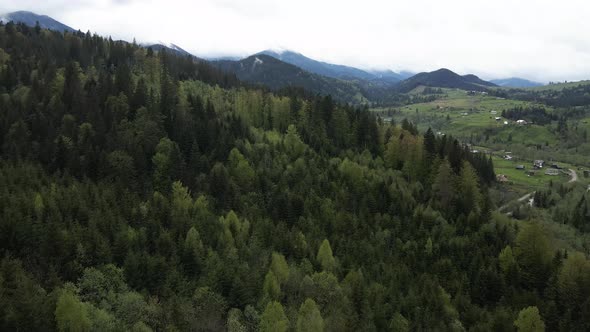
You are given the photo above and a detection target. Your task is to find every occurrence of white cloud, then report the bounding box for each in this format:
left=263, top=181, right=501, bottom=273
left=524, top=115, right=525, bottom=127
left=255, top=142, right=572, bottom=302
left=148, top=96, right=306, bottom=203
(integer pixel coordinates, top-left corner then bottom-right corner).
left=2, top=0, right=590, bottom=82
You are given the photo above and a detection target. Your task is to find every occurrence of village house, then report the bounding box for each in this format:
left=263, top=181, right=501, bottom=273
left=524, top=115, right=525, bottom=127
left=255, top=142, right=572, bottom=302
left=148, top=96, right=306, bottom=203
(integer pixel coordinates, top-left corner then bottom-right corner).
left=533, top=160, right=545, bottom=169
left=516, top=119, right=527, bottom=125
left=516, top=165, right=525, bottom=170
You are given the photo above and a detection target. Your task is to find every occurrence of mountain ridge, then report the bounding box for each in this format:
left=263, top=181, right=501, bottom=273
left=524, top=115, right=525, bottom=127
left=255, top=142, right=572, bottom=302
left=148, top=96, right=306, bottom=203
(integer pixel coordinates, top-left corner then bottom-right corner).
left=397, top=68, right=497, bottom=92
left=257, top=49, right=407, bottom=84
left=0, top=11, right=75, bottom=32
left=213, top=54, right=370, bottom=104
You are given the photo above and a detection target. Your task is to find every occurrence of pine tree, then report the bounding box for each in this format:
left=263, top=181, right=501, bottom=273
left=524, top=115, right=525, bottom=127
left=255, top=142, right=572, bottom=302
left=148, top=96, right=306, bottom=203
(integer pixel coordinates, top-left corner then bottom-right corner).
left=296, top=298, right=324, bottom=332
left=317, top=239, right=336, bottom=272
left=259, top=301, right=288, bottom=332
left=514, top=306, right=545, bottom=332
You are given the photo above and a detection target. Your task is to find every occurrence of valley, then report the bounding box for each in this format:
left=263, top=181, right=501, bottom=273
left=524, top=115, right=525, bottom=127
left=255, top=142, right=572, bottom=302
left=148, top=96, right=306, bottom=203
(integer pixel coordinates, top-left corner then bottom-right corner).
left=1, top=8, right=590, bottom=332
left=372, top=86, right=590, bottom=194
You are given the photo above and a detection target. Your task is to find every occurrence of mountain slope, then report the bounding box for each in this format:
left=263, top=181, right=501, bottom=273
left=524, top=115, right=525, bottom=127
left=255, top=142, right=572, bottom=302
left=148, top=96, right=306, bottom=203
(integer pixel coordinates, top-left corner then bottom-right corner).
left=258, top=49, right=403, bottom=84
left=144, top=43, right=193, bottom=57
left=214, top=54, right=369, bottom=103
left=490, top=77, right=543, bottom=88
left=397, top=68, right=497, bottom=92
left=0, top=11, right=74, bottom=32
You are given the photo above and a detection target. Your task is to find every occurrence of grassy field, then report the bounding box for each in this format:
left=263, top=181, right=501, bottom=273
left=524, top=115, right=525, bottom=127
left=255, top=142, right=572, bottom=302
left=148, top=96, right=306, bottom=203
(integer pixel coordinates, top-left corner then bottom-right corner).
left=492, top=156, right=570, bottom=192
left=374, top=88, right=553, bottom=141
left=374, top=88, right=589, bottom=194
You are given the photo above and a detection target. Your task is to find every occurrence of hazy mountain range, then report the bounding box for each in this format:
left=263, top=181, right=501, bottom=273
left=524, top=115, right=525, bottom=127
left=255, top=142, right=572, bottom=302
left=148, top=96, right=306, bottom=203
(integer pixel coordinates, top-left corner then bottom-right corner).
left=490, top=77, right=543, bottom=88
left=257, top=49, right=412, bottom=83
left=0, top=10, right=546, bottom=98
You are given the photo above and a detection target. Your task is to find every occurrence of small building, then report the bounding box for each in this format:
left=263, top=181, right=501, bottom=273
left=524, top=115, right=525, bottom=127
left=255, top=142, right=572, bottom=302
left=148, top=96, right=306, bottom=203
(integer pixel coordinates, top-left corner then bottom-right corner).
left=527, top=170, right=536, bottom=176
left=503, top=121, right=509, bottom=125
left=496, top=174, right=509, bottom=182
left=545, top=169, right=559, bottom=176
left=504, top=155, right=513, bottom=160
left=516, top=119, right=527, bottom=125
left=533, top=160, right=545, bottom=169
left=516, top=165, right=525, bottom=170
left=490, top=110, right=497, bottom=114
left=495, top=117, right=502, bottom=121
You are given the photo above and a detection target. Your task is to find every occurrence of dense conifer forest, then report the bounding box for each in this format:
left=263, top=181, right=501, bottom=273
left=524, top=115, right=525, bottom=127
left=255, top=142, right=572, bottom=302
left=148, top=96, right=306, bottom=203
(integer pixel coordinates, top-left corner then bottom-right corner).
left=1, top=22, right=589, bottom=331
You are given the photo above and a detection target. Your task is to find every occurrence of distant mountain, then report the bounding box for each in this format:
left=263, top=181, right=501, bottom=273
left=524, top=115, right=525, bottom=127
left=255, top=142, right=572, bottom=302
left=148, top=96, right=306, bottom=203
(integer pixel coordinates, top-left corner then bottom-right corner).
left=490, top=77, right=543, bottom=88
left=213, top=54, right=369, bottom=104
left=368, top=69, right=413, bottom=83
left=258, top=49, right=403, bottom=84
left=0, top=11, right=74, bottom=32
left=397, top=68, right=497, bottom=93
left=143, top=42, right=193, bottom=57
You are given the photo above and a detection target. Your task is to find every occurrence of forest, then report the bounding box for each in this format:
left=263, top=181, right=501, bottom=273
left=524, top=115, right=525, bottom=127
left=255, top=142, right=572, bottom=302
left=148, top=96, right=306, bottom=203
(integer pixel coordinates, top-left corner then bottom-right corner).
left=1, top=21, right=590, bottom=331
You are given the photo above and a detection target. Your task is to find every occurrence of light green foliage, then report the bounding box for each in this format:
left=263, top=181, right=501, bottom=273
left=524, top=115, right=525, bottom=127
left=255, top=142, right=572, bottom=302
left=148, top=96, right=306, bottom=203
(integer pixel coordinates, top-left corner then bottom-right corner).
left=87, top=306, right=119, bottom=331
left=498, top=245, right=516, bottom=274
left=262, top=270, right=281, bottom=302
left=339, top=158, right=364, bottom=190
left=514, top=306, right=545, bottom=332
left=285, top=124, right=305, bottom=158
left=228, top=148, right=255, bottom=190
left=184, top=227, right=204, bottom=259
left=259, top=301, right=289, bottom=332
left=33, top=192, right=44, bottom=219
left=55, top=288, right=91, bottom=332
left=171, top=181, right=194, bottom=230
left=115, top=291, right=149, bottom=326
left=131, top=321, right=153, bottom=332
left=227, top=308, right=247, bottom=332
left=219, top=210, right=249, bottom=253
left=310, top=271, right=342, bottom=308
left=171, top=181, right=192, bottom=218
left=296, top=298, right=324, bottom=332
left=425, top=237, right=433, bottom=256
left=317, top=239, right=336, bottom=272
left=270, top=252, right=290, bottom=284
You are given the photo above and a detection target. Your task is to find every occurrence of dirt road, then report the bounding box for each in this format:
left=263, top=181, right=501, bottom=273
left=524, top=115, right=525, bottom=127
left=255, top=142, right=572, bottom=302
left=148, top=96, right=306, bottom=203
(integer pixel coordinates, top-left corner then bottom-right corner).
left=497, top=168, right=578, bottom=213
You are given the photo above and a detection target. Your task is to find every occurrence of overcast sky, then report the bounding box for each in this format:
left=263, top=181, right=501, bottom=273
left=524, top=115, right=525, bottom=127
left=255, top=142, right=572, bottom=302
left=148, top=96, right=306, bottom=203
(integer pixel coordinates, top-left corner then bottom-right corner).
left=2, top=0, right=590, bottom=82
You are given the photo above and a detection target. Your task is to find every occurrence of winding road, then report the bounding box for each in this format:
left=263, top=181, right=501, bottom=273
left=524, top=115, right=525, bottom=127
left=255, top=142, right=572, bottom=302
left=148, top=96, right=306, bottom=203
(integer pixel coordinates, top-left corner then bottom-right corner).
left=497, top=168, right=578, bottom=213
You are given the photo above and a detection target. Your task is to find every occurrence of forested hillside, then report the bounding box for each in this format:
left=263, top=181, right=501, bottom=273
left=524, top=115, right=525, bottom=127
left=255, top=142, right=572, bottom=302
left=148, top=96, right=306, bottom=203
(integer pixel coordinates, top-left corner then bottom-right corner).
left=1, top=21, right=590, bottom=332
